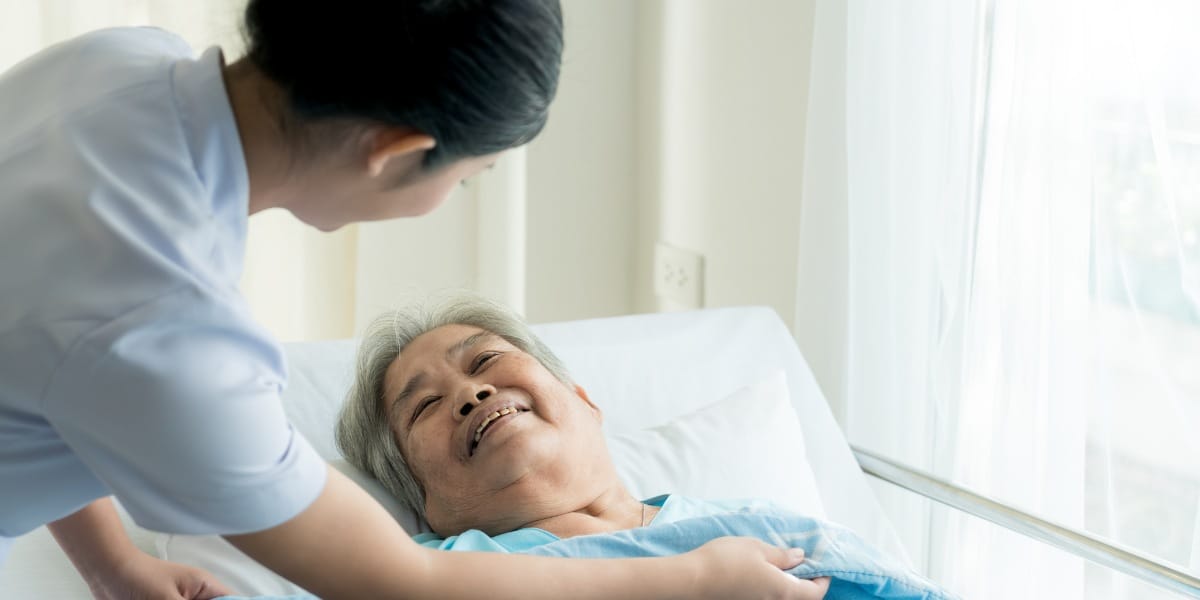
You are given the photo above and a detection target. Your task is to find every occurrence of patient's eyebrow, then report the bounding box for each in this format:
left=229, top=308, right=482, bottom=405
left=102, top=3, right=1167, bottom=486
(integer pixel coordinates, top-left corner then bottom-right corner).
left=445, top=331, right=496, bottom=361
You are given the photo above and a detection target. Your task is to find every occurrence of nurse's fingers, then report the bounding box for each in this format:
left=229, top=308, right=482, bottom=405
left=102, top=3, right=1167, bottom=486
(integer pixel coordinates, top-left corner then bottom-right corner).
left=178, top=565, right=235, bottom=600
left=94, top=553, right=235, bottom=600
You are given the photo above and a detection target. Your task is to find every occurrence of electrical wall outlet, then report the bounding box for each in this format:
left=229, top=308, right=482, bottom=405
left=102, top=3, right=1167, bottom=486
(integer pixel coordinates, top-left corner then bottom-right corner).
left=654, top=242, right=704, bottom=308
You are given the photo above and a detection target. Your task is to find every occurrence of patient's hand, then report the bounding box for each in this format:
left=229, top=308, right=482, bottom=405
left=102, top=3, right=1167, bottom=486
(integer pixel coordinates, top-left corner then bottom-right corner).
left=691, top=537, right=831, bottom=600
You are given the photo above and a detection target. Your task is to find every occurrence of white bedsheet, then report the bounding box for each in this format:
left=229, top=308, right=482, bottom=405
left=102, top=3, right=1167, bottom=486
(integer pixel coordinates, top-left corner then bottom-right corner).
left=0, top=306, right=905, bottom=598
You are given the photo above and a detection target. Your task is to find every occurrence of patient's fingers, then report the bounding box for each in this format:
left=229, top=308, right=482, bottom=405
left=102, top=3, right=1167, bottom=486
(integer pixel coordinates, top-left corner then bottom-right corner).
left=763, top=543, right=806, bottom=570
left=761, top=545, right=830, bottom=600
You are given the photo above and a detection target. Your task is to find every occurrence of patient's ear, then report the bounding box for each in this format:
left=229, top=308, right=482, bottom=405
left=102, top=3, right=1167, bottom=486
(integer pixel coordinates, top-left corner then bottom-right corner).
left=575, top=384, right=603, bottom=422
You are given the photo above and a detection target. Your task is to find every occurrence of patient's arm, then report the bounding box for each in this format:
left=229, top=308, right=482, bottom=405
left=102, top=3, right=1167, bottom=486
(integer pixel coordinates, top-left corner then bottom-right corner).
left=48, top=497, right=233, bottom=600
left=226, top=464, right=828, bottom=600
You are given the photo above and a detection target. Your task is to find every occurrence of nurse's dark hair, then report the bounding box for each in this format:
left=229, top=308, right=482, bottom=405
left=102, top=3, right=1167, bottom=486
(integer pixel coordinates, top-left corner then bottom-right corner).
left=242, top=0, right=563, bottom=169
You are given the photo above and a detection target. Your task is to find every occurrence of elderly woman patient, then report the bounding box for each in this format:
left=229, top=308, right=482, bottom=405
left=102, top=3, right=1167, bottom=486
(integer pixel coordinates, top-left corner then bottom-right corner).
left=335, top=296, right=957, bottom=600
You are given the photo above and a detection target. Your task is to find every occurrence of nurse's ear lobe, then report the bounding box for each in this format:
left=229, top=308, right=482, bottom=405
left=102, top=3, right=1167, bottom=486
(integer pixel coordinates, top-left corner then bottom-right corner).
left=366, top=129, right=437, bottom=177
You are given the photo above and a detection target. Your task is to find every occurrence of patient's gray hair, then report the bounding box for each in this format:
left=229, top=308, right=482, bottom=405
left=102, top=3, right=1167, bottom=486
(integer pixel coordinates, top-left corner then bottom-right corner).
left=335, top=293, right=574, bottom=520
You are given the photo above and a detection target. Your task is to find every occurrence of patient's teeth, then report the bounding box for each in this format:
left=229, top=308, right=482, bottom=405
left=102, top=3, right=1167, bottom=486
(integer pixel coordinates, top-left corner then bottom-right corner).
left=473, top=407, right=525, bottom=448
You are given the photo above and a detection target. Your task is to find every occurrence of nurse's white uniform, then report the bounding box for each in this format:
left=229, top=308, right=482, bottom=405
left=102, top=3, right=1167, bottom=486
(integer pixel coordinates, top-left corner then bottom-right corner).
left=0, top=27, right=326, bottom=559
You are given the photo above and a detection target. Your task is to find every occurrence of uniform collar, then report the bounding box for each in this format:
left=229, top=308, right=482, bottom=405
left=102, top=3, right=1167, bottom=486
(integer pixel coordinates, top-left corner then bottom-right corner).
left=170, top=45, right=250, bottom=279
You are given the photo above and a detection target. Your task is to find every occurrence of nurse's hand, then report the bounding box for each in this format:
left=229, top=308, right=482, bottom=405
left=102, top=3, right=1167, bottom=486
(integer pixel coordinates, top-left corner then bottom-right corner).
left=93, top=552, right=234, bottom=600
left=48, top=497, right=233, bottom=600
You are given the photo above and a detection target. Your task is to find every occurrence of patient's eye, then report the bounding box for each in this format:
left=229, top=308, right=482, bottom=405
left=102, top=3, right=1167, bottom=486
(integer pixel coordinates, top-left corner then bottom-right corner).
left=470, top=352, right=499, bottom=375
left=413, top=396, right=440, bottom=422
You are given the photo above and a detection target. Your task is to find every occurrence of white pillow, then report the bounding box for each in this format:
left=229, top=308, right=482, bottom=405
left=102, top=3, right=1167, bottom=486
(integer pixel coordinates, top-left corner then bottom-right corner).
left=157, top=371, right=825, bottom=595
left=607, top=369, right=826, bottom=517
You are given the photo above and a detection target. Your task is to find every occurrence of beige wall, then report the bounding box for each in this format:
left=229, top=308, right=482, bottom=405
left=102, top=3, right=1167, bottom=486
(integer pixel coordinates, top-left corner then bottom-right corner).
left=351, top=188, right=478, bottom=332
left=351, top=0, right=822, bottom=334
left=524, top=0, right=640, bottom=323
left=530, top=0, right=820, bottom=329
left=351, top=0, right=644, bottom=330
left=241, top=211, right=358, bottom=342
left=640, top=0, right=816, bottom=329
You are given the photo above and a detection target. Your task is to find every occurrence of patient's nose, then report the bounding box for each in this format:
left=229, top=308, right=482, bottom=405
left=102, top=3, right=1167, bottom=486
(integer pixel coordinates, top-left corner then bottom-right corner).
left=457, top=387, right=493, bottom=417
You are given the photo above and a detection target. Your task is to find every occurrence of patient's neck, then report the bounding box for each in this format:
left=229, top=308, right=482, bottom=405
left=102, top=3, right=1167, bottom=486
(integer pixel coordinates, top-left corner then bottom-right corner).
left=520, top=487, right=661, bottom=540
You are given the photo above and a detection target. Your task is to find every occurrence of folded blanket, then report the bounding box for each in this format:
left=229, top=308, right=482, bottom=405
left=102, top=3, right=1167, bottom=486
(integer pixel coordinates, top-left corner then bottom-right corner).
left=217, top=508, right=957, bottom=600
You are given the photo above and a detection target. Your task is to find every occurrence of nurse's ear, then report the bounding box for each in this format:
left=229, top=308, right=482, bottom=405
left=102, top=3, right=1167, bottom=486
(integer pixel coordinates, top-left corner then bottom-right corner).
left=365, top=128, right=436, bottom=178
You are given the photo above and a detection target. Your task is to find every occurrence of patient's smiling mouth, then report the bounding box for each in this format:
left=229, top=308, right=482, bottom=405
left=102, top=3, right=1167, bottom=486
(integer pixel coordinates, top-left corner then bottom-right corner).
left=468, top=406, right=529, bottom=457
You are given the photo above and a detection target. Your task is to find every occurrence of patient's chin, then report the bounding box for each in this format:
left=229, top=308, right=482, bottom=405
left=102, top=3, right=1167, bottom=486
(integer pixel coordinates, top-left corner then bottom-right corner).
left=426, top=518, right=460, bottom=538
left=473, top=434, right=563, bottom=483
left=425, top=503, right=479, bottom=537
left=426, top=505, right=512, bottom=539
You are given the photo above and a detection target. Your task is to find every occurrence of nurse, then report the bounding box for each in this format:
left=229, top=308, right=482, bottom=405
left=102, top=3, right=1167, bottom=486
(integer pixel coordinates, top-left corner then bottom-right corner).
left=0, top=1, right=812, bottom=599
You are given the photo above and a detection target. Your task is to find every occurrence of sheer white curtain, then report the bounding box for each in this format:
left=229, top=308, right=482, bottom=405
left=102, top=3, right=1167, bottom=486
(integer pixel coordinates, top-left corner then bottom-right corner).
left=1082, top=1, right=1200, bottom=595
left=800, top=0, right=1200, bottom=598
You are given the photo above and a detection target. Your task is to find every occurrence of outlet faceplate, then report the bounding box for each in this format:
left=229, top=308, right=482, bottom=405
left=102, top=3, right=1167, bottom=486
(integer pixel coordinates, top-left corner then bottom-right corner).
left=654, top=242, right=704, bottom=308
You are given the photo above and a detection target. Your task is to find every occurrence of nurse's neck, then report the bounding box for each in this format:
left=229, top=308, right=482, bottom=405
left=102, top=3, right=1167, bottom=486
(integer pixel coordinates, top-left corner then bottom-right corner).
left=220, top=55, right=435, bottom=229
left=221, top=57, right=308, bottom=216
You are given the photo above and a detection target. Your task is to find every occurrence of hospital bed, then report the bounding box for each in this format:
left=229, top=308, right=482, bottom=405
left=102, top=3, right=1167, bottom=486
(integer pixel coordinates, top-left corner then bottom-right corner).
left=2, top=306, right=1196, bottom=598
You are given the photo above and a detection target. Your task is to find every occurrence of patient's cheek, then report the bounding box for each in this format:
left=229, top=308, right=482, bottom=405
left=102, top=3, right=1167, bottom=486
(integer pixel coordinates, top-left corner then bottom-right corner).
left=398, top=437, right=438, bottom=481
left=389, top=428, right=412, bottom=461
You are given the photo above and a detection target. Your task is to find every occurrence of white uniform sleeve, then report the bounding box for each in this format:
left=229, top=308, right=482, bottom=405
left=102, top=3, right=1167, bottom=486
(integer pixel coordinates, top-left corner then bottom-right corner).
left=41, top=286, right=327, bottom=535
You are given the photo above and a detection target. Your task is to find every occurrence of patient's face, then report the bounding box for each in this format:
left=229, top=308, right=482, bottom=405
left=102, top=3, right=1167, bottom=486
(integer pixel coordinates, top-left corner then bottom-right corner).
left=383, top=324, right=611, bottom=536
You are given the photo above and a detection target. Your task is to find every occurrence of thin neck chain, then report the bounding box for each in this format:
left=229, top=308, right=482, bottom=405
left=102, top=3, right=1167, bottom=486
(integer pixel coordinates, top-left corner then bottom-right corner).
left=640, top=502, right=647, bottom=527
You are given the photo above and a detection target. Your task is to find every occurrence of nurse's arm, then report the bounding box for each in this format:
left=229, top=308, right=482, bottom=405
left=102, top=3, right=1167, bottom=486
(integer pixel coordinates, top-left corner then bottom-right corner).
left=48, top=497, right=233, bottom=600
left=225, top=464, right=824, bottom=600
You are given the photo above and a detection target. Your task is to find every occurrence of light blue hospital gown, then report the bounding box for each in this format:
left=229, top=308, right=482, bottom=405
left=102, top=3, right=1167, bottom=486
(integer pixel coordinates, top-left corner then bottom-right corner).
left=414, top=493, right=764, bottom=552
left=0, top=27, right=326, bottom=560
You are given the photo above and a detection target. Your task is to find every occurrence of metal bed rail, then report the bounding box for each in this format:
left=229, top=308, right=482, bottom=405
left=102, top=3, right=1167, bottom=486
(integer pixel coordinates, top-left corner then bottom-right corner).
left=851, top=445, right=1200, bottom=598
